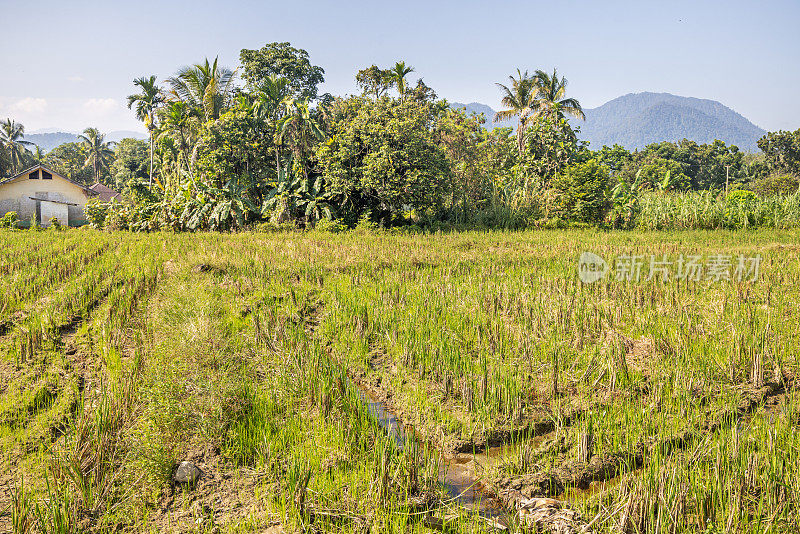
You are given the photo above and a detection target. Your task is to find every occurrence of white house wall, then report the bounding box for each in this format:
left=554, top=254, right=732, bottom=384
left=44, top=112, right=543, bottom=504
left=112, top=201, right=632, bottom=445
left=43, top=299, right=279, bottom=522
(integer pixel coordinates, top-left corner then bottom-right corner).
left=40, top=202, right=70, bottom=227
left=0, top=172, right=91, bottom=225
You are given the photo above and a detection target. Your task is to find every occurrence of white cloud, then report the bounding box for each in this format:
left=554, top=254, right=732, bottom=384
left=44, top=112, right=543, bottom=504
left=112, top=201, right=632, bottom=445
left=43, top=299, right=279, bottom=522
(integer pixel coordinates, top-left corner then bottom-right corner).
left=83, top=98, right=118, bottom=113
left=67, top=75, right=84, bottom=83
left=10, top=97, right=48, bottom=114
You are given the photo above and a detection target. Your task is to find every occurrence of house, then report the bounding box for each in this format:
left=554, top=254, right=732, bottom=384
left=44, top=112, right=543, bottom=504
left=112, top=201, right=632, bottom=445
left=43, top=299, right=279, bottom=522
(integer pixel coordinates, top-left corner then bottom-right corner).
left=0, top=164, right=118, bottom=227
left=89, top=182, right=122, bottom=202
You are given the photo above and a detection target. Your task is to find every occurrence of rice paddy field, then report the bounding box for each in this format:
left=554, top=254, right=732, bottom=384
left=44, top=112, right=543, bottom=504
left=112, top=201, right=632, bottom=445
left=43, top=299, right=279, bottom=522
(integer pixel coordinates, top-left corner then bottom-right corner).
left=1, top=227, right=799, bottom=533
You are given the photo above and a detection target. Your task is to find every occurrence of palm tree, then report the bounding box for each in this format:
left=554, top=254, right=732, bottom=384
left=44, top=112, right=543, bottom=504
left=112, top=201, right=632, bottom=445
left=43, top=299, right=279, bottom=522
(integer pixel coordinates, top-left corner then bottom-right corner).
left=253, top=75, right=293, bottom=178
left=276, top=98, right=325, bottom=172
left=530, top=68, right=585, bottom=121
left=127, top=75, right=164, bottom=189
left=157, top=101, right=198, bottom=178
left=32, top=145, right=45, bottom=164
left=167, top=57, right=236, bottom=122
left=494, top=70, right=539, bottom=155
left=390, top=61, right=415, bottom=97
left=0, top=119, right=33, bottom=175
left=78, top=127, right=115, bottom=183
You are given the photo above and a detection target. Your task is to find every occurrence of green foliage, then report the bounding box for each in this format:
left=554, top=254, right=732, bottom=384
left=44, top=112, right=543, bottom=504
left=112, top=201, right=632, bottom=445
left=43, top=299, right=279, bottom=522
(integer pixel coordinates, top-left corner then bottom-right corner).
left=196, top=103, right=275, bottom=190
left=596, top=144, right=633, bottom=173
left=48, top=217, right=62, bottom=231
left=725, top=189, right=759, bottom=227
left=752, top=173, right=800, bottom=197
left=633, top=157, right=691, bottom=191
left=84, top=198, right=111, bottom=229
left=79, top=127, right=116, bottom=183
left=607, top=172, right=642, bottom=229
left=549, top=159, right=610, bottom=223
left=315, top=96, right=451, bottom=223
left=262, top=155, right=334, bottom=225
left=636, top=190, right=800, bottom=230
left=355, top=65, right=393, bottom=98
left=757, top=128, right=800, bottom=175
left=170, top=179, right=257, bottom=231
left=240, top=42, right=325, bottom=100
left=314, top=217, right=348, bottom=233
left=110, top=138, right=150, bottom=191
left=0, top=210, right=19, bottom=228
left=0, top=118, right=34, bottom=176
left=45, top=142, right=95, bottom=185
left=520, top=112, right=587, bottom=189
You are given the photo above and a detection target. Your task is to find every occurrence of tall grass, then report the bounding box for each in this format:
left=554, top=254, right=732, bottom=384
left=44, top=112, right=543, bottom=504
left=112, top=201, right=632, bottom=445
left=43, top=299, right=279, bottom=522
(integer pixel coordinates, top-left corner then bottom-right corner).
left=637, top=191, right=800, bottom=230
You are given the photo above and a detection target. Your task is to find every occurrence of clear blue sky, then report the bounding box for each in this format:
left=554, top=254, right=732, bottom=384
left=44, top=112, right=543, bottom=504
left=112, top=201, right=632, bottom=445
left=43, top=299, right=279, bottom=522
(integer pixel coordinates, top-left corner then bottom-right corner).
left=2, top=0, right=798, bottom=134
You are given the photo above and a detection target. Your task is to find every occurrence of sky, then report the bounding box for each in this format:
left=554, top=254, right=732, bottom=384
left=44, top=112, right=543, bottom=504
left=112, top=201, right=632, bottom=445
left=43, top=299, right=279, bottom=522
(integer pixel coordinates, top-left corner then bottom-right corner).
left=2, top=0, right=799, bottom=134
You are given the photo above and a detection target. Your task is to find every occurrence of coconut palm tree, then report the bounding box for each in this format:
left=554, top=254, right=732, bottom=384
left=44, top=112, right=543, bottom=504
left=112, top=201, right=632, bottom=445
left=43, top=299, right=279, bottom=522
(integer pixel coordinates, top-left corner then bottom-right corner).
left=530, top=68, right=585, bottom=121
left=390, top=61, right=415, bottom=97
left=78, top=127, right=115, bottom=183
left=494, top=70, right=539, bottom=155
left=167, top=57, right=236, bottom=122
left=127, top=75, right=164, bottom=189
left=157, top=101, right=198, bottom=178
left=0, top=119, right=34, bottom=175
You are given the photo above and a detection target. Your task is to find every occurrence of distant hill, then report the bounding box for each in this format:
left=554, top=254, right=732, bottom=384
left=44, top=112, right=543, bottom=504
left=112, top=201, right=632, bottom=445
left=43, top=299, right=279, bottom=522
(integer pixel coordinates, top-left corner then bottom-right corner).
left=24, top=130, right=147, bottom=152
left=451, top=93, right=766, bottom=151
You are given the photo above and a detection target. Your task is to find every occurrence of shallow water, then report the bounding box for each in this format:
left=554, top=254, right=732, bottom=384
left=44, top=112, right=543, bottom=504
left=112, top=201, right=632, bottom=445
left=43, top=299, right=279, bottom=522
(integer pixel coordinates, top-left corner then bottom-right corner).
left=356, top=387, right=512, bottom=523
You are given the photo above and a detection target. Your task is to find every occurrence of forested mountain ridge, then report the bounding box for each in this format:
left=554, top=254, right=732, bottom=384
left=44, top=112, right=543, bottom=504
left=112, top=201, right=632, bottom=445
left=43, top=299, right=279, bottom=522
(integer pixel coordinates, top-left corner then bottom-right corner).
left=452, top=92, right=766, bottom=150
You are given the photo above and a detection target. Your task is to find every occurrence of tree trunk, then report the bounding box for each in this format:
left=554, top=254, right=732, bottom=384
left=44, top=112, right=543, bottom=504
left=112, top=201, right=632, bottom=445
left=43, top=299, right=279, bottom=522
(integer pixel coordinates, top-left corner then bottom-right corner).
left=149, top=131, right=154, bottom=191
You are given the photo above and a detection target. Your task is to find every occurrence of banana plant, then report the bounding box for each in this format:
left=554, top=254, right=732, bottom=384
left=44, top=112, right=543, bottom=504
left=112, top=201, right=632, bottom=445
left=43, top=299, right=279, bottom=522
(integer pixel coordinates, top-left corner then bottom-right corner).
left=610, top=170, right=643, bottom=228
left=261, top=153, right=335, bottom=224
left=181, top=178, right=257, bottom=231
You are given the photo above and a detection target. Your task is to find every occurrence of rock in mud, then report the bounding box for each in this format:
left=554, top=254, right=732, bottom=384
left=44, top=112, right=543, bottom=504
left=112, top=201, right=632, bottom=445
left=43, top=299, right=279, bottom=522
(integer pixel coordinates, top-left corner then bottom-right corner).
left=174, top=461, right=202, bottom=484
left=498, top=491, right=592, bottom=534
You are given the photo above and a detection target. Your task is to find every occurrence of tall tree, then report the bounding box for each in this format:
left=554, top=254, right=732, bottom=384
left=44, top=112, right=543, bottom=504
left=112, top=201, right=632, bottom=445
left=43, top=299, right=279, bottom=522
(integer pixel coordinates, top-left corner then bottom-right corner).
left=240, top=42, right=325, bottom=100
left=127, top=75, right=165, bottom=189
left=0, top=119, right=33, bottom=175
left=78, top=127, right=115, bottom=183
left=32, top=145, right=46, bottom=164
left=167, top=57, right=236, bottom=122
left=530, top=68, right=585, bottom=121
left=253, top=75, right=293, bottom=178
left=157, top=101, right=198, bottom=177
left=494, top=70, right=538, bottom=155
left=276, top=98, right=325, bottom=175
left=390, top=61, right=414, bottom=97
left=355, top=65, right=393, bottom=99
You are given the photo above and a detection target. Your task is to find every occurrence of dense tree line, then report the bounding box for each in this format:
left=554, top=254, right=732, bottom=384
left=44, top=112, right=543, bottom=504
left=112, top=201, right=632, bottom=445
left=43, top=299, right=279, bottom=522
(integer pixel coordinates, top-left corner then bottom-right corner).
left=1, top=41, right=797, bottom=231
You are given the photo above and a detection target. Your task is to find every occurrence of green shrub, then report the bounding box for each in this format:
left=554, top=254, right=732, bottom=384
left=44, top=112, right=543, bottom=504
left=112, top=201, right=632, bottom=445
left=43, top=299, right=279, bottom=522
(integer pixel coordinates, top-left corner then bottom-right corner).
left=725, top=189, right=759, bottom=228
left=753, top=173, right=800, bottom=197
left=84, top=198, right=111, bottom=229
left=48, top=217, right=62, bottom=231
left=314, top=218, right=348, bottom=233
left=550, top=159, right=610, bottom=224
left=354, top=212, right=380, bottom=231
left=0, top=211, right=19, bottom=228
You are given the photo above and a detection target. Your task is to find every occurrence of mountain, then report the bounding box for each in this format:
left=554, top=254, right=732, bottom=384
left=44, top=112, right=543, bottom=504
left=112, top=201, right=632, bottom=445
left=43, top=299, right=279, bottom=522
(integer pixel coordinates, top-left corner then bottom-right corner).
left=23, top=130, right=147, bottom=152
left=577, top=93, right=765, bottom=151
left=451, top=93, right=766, bottom=151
